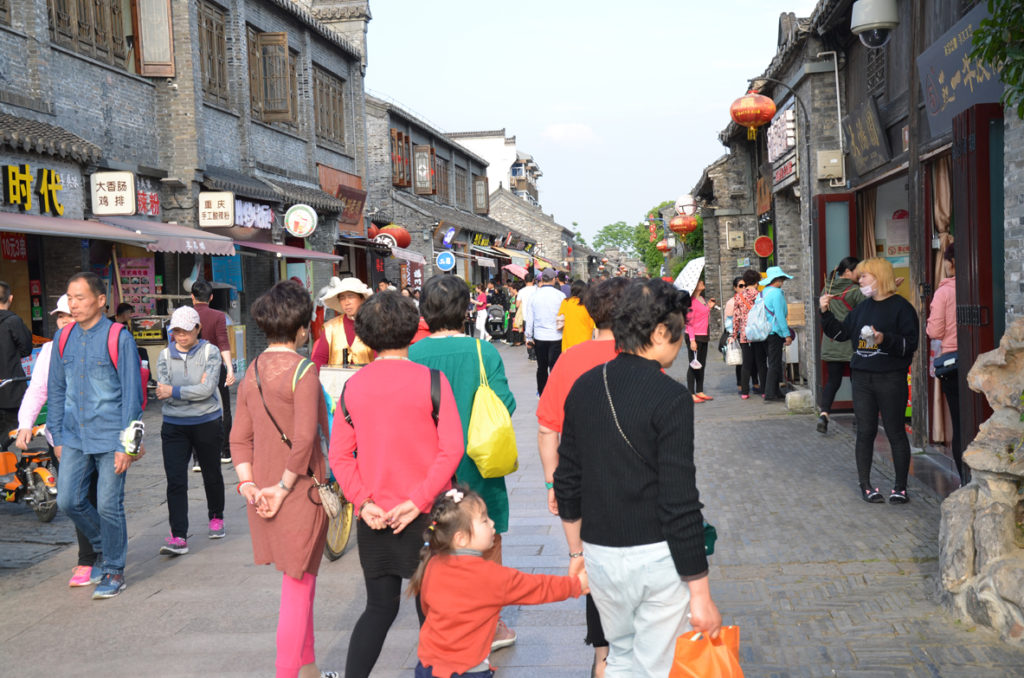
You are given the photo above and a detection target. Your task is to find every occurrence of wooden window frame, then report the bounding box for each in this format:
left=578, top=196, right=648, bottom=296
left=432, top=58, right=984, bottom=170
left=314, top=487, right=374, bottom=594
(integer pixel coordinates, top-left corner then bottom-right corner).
left=247, top=27, right=296, bottom=125
left=133, top=0, right=174, bottom=76
left=413, top=145, right=435, bottom=195
left=454, top=166, right=468, bottom=208
left=0, top=0, right=10, bottom=26
left=198, top=0, right=228, bottom=106
left=313, top=64, right=345, bottom=147
left=434, top=155, right=450, bottom=204
left=47, top=0, right=141, bottom=69
left=473, top=175, right=489, bottom=214
left=391, top=129, right=412, bottom=187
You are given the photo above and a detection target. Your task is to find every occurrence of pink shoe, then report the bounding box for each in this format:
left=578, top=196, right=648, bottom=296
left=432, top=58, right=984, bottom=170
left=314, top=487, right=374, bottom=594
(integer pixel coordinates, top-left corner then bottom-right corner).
left=740, top=394, right=750, bottom=400
left=491, top=618, right=517, bottom=650
left=69, top=565, right=101, bottom=587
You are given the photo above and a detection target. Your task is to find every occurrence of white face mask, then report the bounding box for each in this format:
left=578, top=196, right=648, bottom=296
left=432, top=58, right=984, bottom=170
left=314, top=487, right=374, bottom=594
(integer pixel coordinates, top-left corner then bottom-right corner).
left=860, top=284, right=876, bottom=298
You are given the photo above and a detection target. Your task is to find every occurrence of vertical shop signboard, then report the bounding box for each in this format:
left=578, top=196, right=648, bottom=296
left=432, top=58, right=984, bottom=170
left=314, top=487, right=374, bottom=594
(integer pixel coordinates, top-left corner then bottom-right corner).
left=118, top=257, right=157, bottom=315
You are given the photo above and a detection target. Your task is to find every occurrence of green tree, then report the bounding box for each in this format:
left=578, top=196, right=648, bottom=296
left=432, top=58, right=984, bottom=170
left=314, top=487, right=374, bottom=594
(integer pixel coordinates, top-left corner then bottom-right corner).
left=572, top=222, right=588, bottom=249
left=971, top=0, right=1024, bottom=118
left=592, top=220, right=639, bottom=255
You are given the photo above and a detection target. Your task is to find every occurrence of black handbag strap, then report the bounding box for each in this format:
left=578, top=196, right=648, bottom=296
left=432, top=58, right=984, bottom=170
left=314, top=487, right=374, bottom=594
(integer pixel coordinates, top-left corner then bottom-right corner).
left=339, top=366, right=440, bottom=428
left=253, top=356, right=291, bottom=449
left=602, top=363, right=656, bottom=472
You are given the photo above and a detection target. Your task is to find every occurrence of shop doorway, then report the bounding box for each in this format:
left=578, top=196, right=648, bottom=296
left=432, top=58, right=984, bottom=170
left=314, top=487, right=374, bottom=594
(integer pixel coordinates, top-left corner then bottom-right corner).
left=952, top=103, right=1005, bottom=453
left=815, top=193, right=857, bottom=411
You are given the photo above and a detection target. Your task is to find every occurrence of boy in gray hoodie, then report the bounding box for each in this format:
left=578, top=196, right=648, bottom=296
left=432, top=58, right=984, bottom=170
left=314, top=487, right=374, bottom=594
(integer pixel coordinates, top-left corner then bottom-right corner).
left=156, top=305, right=225, bottom=554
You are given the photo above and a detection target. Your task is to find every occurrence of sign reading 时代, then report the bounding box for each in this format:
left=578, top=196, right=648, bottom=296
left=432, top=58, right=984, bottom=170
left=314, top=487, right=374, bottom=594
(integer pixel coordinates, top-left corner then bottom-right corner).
left=3, top=164, right=64, bottom=215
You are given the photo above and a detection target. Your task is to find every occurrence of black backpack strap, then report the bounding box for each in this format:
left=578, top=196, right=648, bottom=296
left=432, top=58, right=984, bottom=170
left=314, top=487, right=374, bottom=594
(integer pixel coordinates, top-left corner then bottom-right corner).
left=253, top=356, right=291, bottom=448
left=338, top=380, right=353, bottom=427
left=430, top=368, right=440, bottom=427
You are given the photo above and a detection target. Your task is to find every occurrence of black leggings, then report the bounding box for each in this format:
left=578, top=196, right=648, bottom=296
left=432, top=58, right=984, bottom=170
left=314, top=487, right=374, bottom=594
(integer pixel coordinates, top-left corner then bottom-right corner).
left=686, top=338, right=709, bottom=393
left=939, top=372, right=965, bottom=482
left=345, top=574, right=426, bottom=678
left=820, top=361, right=847, bottom=413
left=852, top=370, right=911, bottom=490
left=585, top=593, right=608, bottom=647
left=739, top=342, right=765, bottom=395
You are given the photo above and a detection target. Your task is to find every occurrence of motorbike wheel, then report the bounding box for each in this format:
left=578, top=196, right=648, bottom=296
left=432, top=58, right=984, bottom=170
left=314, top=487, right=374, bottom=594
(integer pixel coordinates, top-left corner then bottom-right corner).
left=324, top=482, right=353, bottom=561
left=31, top=482, right=58, bottom=522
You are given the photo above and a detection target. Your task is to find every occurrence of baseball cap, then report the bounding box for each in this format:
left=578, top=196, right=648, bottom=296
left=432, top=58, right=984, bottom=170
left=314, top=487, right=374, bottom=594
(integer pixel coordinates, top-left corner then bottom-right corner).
left=168, top=306, right=201, bottom=332
left=541, top=268, right=557, bottom=282
left=49, top=294, right=70, bottom=316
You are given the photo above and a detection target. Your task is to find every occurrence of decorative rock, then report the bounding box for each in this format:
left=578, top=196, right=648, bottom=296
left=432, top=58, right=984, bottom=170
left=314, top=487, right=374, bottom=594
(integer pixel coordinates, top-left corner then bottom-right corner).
left=940, top=317, right=1024, bottom=645
left=939, top=485, right=977, bottom=592
left=785, top=389, right=815, bottom=413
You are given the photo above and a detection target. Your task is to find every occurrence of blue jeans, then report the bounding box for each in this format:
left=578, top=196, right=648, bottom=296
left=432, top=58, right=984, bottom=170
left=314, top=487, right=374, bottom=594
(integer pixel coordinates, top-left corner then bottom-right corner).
left=56, top=447, right=127, bottom=575
left=584, top=541, right=692, bottom=678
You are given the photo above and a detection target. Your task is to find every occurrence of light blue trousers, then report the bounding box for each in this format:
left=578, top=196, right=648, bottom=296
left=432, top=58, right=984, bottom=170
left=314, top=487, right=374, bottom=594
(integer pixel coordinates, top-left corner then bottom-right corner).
left=584, top=541, right=692, bottom=678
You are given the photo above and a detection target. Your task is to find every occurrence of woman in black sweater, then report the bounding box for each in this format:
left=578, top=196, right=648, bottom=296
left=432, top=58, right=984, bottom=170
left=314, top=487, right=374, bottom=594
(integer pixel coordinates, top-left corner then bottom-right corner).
left=819, top=257, right=918, bottom=504
left=554, top=279, right=721, bottom=677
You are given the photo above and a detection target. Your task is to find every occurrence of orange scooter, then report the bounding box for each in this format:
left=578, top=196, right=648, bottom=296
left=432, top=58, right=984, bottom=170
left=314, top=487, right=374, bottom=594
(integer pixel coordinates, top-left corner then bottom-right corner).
left=1, top=378, right=58, bottom=522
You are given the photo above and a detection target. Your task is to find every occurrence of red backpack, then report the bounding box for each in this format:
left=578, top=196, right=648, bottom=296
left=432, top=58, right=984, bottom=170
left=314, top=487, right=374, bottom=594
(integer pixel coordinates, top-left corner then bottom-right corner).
left=57, top=322, right=148, bottom=409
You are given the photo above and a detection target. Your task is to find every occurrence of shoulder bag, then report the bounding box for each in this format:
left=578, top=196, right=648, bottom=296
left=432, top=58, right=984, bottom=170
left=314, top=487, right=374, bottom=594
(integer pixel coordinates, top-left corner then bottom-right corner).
left=252, top=356, right=341, bottom=520
left=603, top=363, right=717, bottom=556
left=466, top=340, right=518, bottom=478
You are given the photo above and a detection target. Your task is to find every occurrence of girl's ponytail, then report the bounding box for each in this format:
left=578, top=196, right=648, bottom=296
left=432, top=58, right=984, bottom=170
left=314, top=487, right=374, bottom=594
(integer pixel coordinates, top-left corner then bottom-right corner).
left=407, top=485, right=483, bottom=596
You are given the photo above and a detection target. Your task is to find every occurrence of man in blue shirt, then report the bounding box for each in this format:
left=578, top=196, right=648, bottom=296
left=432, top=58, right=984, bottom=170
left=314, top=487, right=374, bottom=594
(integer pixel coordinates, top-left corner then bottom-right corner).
left=760, top=266, right=794, bottom=401
left=50, top=272, right=144, bottom=599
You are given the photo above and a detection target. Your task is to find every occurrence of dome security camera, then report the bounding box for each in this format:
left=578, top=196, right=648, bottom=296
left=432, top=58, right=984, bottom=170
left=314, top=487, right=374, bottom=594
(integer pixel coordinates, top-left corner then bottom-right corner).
left=851, top=0, right=898, bottom=49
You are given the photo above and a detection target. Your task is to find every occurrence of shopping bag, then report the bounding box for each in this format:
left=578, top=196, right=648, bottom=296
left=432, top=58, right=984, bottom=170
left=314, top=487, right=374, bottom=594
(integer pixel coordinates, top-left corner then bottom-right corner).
left=725, top=339, right=742, bottom=366
left=466, top=340, right=519, bottom=478
left=669, top=625, right=744, bottom=678
left=743, top=293, right=773, bottom=342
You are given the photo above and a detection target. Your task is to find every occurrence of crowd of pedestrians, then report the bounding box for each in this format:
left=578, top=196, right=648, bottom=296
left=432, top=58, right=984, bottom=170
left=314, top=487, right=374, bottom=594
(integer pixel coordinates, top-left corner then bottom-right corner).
left=0, top=251, right=969, bottom=677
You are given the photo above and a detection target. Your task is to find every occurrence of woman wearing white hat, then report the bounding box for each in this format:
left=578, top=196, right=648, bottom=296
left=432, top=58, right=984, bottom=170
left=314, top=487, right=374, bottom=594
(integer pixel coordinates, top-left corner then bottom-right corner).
left=312, top=277, right=374, bottom=368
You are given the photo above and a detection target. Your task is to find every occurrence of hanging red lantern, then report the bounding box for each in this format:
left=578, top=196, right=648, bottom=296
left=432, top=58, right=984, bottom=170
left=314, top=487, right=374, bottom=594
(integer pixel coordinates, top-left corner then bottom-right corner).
left=730, top=90, right=776, bottom=141
left=669, top=215, right=699, bottom=236
left=598, top=265, right=606, bottom=271
left=378, top=224, right=411, bottom=249
left=367, top=224, right=379, bottom=239
left=601, top=257, right=609, bottom=264
left=655, top=240, right=671, bottom=254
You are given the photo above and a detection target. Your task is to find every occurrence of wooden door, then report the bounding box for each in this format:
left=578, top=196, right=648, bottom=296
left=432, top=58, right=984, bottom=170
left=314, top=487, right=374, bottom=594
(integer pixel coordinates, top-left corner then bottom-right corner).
left=951, top=103, right=1004, bottom=451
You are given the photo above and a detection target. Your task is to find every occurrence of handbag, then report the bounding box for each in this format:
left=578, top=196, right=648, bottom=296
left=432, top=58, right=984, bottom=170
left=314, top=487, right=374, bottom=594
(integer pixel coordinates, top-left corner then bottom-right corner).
left=669, top=626, right=744, bottom=678
left=725, top=338, right=743, bottom=366
left=252, top=357, right=341, bottom=520
left=934, top=351, right=958, bottom=377
left=603, top=364, right=718, bottom=555
left=465, top=339, right=519, bottom=478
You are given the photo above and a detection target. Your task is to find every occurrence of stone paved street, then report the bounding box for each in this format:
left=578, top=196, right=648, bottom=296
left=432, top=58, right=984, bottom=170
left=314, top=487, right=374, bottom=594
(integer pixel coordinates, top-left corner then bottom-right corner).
left=2, top=342, right=1024, bottom=677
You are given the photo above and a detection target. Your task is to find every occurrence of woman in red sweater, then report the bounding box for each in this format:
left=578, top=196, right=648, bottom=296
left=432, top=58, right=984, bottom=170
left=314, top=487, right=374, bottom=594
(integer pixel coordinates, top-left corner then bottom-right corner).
left=409, top=487, right=587, bottom=678
left=328, top=291, right=464, bottom=678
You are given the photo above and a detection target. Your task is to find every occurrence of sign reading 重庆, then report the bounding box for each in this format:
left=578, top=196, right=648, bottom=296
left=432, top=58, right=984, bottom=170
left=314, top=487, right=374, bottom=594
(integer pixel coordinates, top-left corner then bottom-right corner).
left=91, top=171, right=137, bottom=216
left=198, top=191, right=235, bottom=227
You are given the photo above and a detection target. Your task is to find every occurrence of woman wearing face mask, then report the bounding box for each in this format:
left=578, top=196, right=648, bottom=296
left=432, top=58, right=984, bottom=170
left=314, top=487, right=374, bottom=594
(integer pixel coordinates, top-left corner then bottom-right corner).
left=817, top=257, right=864, bottom=434
left=820, top=258, right=918, bottom=504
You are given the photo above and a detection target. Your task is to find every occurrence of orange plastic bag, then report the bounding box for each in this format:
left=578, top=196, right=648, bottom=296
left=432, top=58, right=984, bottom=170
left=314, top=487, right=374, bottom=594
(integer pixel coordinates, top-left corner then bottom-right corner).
left=668, top=625, right=744, bottom=678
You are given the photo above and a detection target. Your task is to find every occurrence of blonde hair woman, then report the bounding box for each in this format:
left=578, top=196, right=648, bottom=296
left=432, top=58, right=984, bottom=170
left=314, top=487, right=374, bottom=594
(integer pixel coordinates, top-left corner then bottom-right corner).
left=819, top=257, right=919, bottom=504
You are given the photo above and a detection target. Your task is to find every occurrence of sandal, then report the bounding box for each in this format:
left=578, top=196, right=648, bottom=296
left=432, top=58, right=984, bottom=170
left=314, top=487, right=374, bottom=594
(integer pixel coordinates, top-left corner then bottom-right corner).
left=860, top=485, right=884, bottom=503
left=697, top=393, right=714, bottom=401
left=889, top=488, right=909, bottom=504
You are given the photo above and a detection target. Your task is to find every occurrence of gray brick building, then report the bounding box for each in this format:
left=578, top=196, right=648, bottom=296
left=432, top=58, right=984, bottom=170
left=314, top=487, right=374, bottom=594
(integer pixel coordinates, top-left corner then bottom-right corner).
left=0, top=0, right=369, bottom=362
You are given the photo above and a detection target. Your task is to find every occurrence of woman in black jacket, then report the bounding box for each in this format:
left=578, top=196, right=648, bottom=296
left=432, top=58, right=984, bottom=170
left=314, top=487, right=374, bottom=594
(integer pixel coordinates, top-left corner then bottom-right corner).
left=819, top=257, right=918, bottom=504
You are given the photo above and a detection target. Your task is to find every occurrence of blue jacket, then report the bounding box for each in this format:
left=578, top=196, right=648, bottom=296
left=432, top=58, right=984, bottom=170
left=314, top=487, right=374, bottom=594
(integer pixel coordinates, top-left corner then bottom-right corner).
left=761, top=286, right=791, bottom=339
left=48, top=316, right=143, bottom=453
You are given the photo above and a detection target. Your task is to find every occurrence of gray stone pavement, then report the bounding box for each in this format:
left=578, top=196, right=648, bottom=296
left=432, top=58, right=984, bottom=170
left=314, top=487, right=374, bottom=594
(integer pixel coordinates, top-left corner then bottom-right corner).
left=1, top=342, right=1023, bottom=677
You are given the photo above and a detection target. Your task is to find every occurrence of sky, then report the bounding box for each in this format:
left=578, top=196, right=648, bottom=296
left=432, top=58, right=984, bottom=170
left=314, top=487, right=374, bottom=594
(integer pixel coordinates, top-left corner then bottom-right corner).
left=364, top=0, right=821, bottom=244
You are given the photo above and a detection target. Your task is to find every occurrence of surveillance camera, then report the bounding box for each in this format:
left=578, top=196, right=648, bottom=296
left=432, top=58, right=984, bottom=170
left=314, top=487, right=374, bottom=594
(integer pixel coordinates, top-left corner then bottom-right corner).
left=850, top=0, right=898, bottom=49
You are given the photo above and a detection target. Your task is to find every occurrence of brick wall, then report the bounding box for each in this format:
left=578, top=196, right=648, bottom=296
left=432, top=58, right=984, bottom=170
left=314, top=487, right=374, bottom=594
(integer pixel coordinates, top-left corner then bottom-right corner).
left=488, top=189, right=565, bottom=262
left=1005, top=113, right=1024, bottom=324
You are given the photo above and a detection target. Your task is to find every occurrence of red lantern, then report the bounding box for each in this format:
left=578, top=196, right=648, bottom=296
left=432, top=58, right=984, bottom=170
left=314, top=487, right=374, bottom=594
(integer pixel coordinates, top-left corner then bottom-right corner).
left=598, top=265, right=606, bottom=271
left=378, top=225, right=411, bottom=249
left=730, top=90, right=776, bottom=141
left=601, top=257, right=609, bottom=264
left=367, top=224, right=379, bottom=239
left=673, top=215, right=698, bottom=235
left=655, top=240, right=671, bottom=254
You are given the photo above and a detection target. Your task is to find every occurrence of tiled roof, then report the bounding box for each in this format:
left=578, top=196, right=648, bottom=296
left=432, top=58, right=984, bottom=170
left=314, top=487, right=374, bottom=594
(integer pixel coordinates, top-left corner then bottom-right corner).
left=0, top=112, right=102, bottom=163
left=264, top=177, right=347, bottom=213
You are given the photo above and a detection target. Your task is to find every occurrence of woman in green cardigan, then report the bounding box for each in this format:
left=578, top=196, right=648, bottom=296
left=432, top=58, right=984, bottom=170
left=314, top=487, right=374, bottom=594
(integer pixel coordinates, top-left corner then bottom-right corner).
left=818, top=256, right=864, bottom=433
left=408, top=274, right=519, bottom=650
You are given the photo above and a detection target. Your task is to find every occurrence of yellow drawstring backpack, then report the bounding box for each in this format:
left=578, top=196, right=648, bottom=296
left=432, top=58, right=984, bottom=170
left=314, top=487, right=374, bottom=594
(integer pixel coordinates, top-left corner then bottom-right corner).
left=465, top=340, right=518, bottom=478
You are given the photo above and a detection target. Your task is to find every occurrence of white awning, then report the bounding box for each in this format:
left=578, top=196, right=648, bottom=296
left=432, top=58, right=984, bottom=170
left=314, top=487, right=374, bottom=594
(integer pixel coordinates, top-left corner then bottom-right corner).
left=391, top=247, right=426, bottom=264
left=477, top=257, right=496, bottom=268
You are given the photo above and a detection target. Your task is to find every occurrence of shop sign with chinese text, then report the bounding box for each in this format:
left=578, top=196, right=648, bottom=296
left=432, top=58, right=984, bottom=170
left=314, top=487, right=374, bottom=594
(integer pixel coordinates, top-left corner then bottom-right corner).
left=917, top=3, right=1003, bottom=137
left=235, top=199, right=273, bottom=229
left=91, top=171, right=137, bottom=215
left=198, top=191, right=235, bottom=227
left=1, top=232, right=28, bottom=260
left=842, top=98, right=890, bottom=176
left=3, top=164, right=64, bottom=215
left=766, top=107, right=796, bottom=164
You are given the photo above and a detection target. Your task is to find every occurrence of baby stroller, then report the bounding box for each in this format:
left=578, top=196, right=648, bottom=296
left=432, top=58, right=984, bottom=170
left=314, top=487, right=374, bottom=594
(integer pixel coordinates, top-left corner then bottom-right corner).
left=485, top=304, right=508, bottom=340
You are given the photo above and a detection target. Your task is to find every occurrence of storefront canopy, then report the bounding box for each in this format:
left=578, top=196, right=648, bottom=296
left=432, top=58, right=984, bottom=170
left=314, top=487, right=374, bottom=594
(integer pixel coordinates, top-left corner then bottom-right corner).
left=202, top=167, right=281, bottom=203
left=0, top=212, right=156, bottom=246
left=100, top=216, right=235, bottom=256
left=235, top=240, right=341, bottom=262
left=490, top=246, right=531, bottom=265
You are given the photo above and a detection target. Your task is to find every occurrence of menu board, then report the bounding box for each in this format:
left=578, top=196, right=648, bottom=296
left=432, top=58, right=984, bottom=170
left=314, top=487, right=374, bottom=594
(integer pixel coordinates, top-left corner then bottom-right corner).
left=117, top=257, right=157, bottom=314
